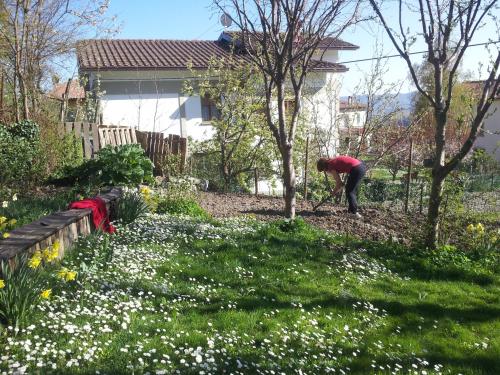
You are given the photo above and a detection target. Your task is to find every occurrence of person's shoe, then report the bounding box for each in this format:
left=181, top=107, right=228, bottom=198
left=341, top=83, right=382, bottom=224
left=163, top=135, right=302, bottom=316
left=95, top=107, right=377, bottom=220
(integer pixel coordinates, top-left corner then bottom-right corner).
left=348, top=212, right=362, bottom=219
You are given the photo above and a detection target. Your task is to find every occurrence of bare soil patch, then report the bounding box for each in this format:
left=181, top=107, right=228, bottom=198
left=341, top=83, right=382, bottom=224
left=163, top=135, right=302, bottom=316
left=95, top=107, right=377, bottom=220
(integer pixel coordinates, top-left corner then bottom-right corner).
left=199, top=192, right=423, bottom=243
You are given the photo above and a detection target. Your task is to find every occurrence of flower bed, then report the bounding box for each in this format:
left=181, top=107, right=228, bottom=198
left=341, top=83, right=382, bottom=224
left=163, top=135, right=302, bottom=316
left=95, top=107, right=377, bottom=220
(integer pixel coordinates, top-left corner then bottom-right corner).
left=1, top=209, right=498, bottom=374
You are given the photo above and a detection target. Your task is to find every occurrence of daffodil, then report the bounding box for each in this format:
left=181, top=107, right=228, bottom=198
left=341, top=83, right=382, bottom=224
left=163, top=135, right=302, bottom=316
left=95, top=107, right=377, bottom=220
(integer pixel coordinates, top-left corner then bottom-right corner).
left=65, top=271, right=77, bottom=282
left=44, top=246, right=59, bottom=263
left=1, top=201, right=8, bottom=208
left=28, top=252, right=42, bottom=269
left=8, top=218, right=17, bottom=226
left=476, top=223, right=485, bottom=234
left=52, top=241, right=60, bottom=252
left=40, top=289, right=52, bottom=299
left=0, top=279, right=5, bottom=289
left=2, top=232, right=10, bottom=239
left=12, top=194, right=17, bottom=201
left=0, top=216, right=7, bottom=224
left=57, top=268, right=68, bottom=280
left=466, top=223, right=475, bottom=233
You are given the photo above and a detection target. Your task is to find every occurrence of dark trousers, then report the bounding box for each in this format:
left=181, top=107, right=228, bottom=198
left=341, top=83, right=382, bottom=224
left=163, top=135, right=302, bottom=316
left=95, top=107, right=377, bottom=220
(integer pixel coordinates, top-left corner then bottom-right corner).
left=345, top=162, right=366, bottom=213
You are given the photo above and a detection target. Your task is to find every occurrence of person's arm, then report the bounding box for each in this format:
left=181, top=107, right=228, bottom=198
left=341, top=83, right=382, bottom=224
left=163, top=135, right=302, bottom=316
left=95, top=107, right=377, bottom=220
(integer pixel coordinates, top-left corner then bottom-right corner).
left=327, top=169, right=344, bottom=195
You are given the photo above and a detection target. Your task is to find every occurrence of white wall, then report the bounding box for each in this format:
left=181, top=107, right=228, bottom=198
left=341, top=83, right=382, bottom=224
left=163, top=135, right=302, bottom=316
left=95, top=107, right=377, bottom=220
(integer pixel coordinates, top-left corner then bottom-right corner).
left=101, top=93, right=181, bottom=134
left=476, top=99, right=500, bottom=161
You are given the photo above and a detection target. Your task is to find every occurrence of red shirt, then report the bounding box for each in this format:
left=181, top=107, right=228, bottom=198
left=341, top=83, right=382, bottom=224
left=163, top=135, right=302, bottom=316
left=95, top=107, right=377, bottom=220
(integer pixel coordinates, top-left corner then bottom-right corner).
left=327, top=156, right=361, bottom=173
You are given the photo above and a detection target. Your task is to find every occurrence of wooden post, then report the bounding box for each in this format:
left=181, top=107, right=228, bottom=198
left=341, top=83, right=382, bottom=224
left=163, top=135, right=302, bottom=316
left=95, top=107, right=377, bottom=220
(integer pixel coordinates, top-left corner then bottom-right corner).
left=304, top=135, right=310, bottom=200
left=254, top=168, right=259, bottom=196
left=419, top=183, right=424, bottom=214
left=404, top=138, right=414, bottom=213
left=0, top=70, right=4, bottom=116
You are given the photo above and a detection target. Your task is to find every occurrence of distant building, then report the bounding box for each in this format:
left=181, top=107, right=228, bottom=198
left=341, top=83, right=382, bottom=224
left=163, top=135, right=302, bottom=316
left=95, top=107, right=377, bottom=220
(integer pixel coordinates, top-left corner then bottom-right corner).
left=47, top=80, right=86, bottom=121
left=464, top=80, right=500, bottom=161
left=337, top=96, right=369, bottom=152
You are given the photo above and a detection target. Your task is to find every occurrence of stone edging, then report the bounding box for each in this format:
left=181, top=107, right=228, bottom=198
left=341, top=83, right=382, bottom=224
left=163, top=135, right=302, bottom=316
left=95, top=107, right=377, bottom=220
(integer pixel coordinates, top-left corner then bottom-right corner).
left=0, top=188, right=122, bottom=263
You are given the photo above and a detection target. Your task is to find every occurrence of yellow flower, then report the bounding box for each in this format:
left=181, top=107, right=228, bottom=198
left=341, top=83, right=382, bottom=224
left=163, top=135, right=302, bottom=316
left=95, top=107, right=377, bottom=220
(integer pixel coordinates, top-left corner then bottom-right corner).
left=28, top=252, right=42, bottom=269
left=8, top=219, right=17, bottom=226
left=42, top=247, right=51, bottom=259
left=65, top=271, right=77, bottom=282
left=57, top=268, right=68, bottom=280
left=466, top=223, right=475, bottom=233
left=0, top=279, right=5, bottom=289
left=45, top=246, right=59, bottom=263
left=40, top=289, right=52, bottom=299
left=476, top=223, right=485, bottom=234
left=0, top=216, right=7, bottom=224
left=52, top=241, right=60, bottom=252
left=2, top=232, right=10, bottom=239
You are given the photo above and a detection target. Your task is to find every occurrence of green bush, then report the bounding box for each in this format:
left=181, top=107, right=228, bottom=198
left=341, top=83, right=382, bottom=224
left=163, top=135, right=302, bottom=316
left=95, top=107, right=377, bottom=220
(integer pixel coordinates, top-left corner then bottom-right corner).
left=0, top=122, right=45, bottom=191
left=156, top=196, right=209, bottom=218
left=54, top=144, right=154, bottom=187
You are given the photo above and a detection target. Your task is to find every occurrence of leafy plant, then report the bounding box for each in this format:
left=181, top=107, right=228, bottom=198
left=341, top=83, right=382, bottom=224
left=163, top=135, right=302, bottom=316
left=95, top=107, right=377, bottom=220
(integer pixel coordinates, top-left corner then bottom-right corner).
left=96, top=144, right=154, bottom=186
left=53, top=144, right=154, bottom=187
left=156, top=196, right=209, bottom=219
left=0, top=255, right=44, bottom=329
left=115, top=190, right=150, bottom=225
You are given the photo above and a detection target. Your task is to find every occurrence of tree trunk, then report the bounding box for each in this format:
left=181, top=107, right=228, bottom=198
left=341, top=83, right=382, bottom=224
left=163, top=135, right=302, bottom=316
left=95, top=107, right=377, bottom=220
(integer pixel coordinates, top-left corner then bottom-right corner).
left=426, top=171, right=445, bottom=248
left=282, top=146, right=296, bottom=219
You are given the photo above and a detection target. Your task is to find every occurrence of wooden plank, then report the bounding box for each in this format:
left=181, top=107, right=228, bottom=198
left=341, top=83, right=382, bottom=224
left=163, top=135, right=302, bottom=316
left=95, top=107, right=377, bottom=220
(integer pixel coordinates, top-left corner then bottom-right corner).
left=82, top=122, right=92, bottom=159
left=172, top=134, right=180, bottom=154
left=109, top=129, right=117, bottom=146
left=91, top=123, right=100, bottom=154
left=179, top=137, right=187, bottom=173
left=130, top=128, right=137, bottom=143
left=122, top=128, right=131, bottom=144
left=98, top=128, right=108, bottom=148
left=65, top=122, right=73, bottom=134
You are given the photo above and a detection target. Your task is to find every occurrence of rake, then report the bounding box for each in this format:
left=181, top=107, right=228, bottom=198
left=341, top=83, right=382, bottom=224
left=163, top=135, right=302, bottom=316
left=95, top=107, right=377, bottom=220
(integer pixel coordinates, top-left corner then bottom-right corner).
left=311, top=172, right=339, bottom=212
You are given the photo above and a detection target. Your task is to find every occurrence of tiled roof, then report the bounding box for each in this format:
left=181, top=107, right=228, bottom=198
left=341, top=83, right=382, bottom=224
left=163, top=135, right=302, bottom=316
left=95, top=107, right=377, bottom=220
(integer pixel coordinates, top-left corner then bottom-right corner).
left=340, top=100, right=367, bottom=111
left=48, top=80, right=85, bottom=100
left=463, top=80, right=500, bottom=99
left=77, top=34, right=352, bottom=73
left=78, top=39, right=242, bottom=71
left=222, top=31, right=359, bottom=50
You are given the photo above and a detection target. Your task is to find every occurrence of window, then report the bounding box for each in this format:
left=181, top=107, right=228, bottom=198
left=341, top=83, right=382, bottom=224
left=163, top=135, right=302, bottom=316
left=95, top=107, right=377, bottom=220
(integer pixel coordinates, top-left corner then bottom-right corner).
left=201, top=96, right=219, bottom=122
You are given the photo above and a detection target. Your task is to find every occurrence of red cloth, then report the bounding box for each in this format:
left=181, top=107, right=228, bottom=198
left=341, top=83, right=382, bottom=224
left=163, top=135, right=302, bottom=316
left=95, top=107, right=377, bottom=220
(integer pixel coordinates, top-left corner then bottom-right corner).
left=68, top=197, right=116, bottom=234
left=327, top=156, right=361, bottom=173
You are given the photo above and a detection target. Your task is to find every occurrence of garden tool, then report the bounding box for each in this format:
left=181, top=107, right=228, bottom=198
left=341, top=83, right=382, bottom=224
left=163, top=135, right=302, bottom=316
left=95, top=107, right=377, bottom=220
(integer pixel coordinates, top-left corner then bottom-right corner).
left=311, top=172, right=338, bottom=212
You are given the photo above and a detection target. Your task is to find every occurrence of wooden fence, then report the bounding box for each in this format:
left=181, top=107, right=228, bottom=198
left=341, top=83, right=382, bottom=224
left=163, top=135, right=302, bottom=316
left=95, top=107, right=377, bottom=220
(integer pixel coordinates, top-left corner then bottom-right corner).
left=136, top=131, right=187, bottom=174
left=60, top=122, right=187, bottom=175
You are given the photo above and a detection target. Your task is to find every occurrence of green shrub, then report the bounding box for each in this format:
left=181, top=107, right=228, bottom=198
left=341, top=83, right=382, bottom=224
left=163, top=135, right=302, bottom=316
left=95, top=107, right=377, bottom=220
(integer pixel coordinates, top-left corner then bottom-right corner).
left=115, top=190, right=150, bottom=224
left=156, top=196, right=209, bottom=218
left=54, top=144, right=154, bottom=187
left=0, top=122, right=44, bottom=190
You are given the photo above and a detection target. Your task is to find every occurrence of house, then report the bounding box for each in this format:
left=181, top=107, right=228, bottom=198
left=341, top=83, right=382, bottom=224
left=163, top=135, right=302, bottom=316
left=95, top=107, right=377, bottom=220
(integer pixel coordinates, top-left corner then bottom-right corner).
left=463, top=80, right=500, bottom=161
left=77, top=31, right=359, bottom=145
left=47, top=80, right=86, bottom=121
left=337, top=96, right=369, bottom=151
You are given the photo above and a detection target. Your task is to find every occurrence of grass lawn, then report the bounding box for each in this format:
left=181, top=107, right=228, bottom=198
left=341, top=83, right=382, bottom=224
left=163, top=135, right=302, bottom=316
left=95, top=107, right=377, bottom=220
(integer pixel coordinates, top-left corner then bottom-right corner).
left=0, top=190, right=75, bottom=230
left=1, top=213, right=498, bottom=374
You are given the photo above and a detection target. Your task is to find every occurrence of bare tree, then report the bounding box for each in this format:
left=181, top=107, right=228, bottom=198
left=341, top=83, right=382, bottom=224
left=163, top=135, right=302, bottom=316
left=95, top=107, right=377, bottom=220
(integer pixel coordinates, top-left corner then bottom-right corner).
left=370, top=0, right=500, bottom=248
left=214, top=0, right=359, bottom=218
left=0, top=0, right=116, bottom=121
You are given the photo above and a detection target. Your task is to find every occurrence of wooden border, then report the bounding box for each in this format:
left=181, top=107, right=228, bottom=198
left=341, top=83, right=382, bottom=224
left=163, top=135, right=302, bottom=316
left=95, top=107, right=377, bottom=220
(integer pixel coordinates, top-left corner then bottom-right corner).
left=0, top=189, right=122, bottom=263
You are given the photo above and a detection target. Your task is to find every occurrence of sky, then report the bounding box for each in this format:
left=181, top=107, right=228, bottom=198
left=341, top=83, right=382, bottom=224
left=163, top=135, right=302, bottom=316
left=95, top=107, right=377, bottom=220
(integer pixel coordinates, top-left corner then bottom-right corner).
left=81, top=0, right=500, bottom=96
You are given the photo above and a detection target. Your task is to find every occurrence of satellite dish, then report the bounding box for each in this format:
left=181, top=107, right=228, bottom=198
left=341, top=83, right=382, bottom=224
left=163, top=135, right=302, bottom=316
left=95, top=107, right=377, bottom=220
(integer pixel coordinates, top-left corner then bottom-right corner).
left=220, top=13, right=232, bottom=28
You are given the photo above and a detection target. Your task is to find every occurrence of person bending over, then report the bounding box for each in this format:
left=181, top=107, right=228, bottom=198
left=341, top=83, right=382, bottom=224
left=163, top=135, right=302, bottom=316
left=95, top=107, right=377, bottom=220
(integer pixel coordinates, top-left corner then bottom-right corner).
left=317, top=155, right=366, bottom=218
